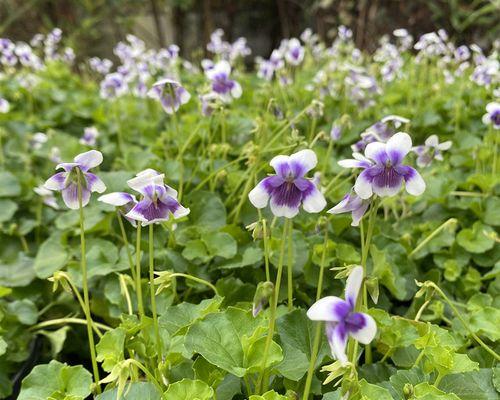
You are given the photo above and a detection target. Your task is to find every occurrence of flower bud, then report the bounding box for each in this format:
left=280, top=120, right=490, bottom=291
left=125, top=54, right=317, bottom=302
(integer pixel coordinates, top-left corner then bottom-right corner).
left=252, top=281, right=274, bottom=317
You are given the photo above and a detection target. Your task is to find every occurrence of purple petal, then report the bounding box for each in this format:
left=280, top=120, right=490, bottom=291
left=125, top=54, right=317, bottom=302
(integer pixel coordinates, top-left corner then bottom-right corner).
left=307, top=296, right=348, bottom=321
left=396, top=165, right=426, bottom=196
left=354, top=169, right=376, bottom=199
left=289, top=149, right=318, bottom=177
left=365, top=142, right=388, bottom=165
left=326, top=322, right=348, bottom=364
left=347, top=312, right=377, bottom=344
left=371, top=166, right=404, bottom=197
left=386, top=132, right=412, bottom=165
left=44, top=172, right=68, bottom=191
left=84, top=172, right=106, bottom=193
left=248, top=176, right=276, bottom=208
left=270, top=156, right=291, bottom=178
left=301, top=182, right=326, bottom=213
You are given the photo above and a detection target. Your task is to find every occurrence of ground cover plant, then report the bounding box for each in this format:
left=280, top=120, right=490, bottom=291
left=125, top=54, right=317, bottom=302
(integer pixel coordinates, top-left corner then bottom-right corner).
left=0, top=26, right=499, bottom=400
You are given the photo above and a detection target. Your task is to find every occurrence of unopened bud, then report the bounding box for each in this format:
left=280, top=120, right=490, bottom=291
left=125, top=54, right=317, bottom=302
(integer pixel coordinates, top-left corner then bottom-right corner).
left=252, top=281, right=274, bottom=317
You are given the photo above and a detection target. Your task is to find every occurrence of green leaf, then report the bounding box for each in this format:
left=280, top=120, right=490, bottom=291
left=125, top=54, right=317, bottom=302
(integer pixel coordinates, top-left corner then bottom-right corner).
left=0, top=171, right=21, bottom=197
left=358, top=379, right=393, bottom=400
left=18, top=360, right=92, bottom=400
left=414, top=382, right=460, bottom=399
left=0, top=199, right=17, bottom=222
left=249, top=390, right=289, bottom=399
left=95, top=382, right=161, bottom=400
left=188, top=191, right=226, bottom=230
left=34, top=235, right=68, bottom=279
left=184, top=307, right=281, bottom=377
left=438, top=369, right=498, bottom=400
left=39, top=326, right=70, bottom=358
left=182, top=240, right=210, bottom=262
left=202, top=232, right=237, bottom=259
left=163, top=379, right=214, bottom=400
left=276, top=309, right=329, bottom=381
left=7, top=299, right=38, bottom=324
left=456, top=222, right=495, bottom=253
left=0, top=252, right=36, bottom=287
left=96, top=327, right=126, bottom=372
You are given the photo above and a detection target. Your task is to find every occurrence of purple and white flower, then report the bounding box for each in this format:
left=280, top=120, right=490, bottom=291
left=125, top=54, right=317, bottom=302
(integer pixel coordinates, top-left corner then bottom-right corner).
left=285, top=38, right=304, bottom=66
left=412, top=135, right=452, bottom=168
left=248, top=149, right=326, bottom=218
left=89, top=57, right=113, bottom=75
left=34, top=185, right=59, bottom=209
left=307, top=266, right=377, bottom=364
left=341, top=132, right=425, bottom=199
left=80, top=127, right=99, bottom=146
left=205, top=61, right=242, bottom=102
left=43, top=150, right=106, bottom=209
left=148, top=78, right=191, bottom=114
left=482, top=102, right=500, bottom=130
left=125, top=169, right=190, bottom=225
left=328, top=192, right=369, bottom=226
left=50, top=147, right=61, bottom=163
left=0, top=98, right=10, bottom=113
left=98, top=191, right=138, bottom=226
left=330, top=124, right=342, bottom=141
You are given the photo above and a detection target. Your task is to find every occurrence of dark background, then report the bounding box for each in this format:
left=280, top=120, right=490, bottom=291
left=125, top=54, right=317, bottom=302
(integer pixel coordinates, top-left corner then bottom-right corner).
left=1, top=0, right=499, bottom=59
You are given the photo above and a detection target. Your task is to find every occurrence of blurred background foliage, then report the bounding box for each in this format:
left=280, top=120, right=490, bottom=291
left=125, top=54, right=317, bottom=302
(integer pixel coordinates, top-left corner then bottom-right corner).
left=0, top=0, right=499, bottom=59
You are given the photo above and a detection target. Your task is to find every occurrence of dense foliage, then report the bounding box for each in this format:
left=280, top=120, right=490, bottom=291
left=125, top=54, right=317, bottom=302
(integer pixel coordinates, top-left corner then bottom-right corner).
left=0, top=27, right=499, bottom=400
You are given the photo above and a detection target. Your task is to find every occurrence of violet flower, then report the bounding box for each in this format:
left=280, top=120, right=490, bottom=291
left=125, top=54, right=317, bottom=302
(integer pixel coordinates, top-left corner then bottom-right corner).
left=30, top=132, right=48, bottom=150
left=307, top=266, right=377, bottom=364
left=205, top=61, right=242, bottom=102
left=285, top=38, right=304, bottom=66
left=98, top=192, right=138, bottom=226
left=482, top=102, right=500, bottom=130
left=80, top=127, right=99, bottom=146
left=330, top=124, right=342, bottom=141
left=34, top=185, right=59, bottom=210
left=328, top=191, right=369, bottom=226
left=340, top=132, right=425, bottom=199
left=0, top=98, right=9, bottom=113
left=148, top=78, right=191, bottom=114
left=125, top=169, right=190, bottom=225
left=43, top=150, right=106, bottom=209
left=248, top=149, right=326, bottom=218
left=412, top=135, right=452, bottom=168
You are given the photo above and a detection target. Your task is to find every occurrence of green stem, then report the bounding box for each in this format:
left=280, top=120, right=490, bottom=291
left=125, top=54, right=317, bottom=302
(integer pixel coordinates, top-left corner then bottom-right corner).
left=29, top=318, right=111, bottom=336
left=409, top=218, right=457, bottom=258
left=149, top=224, right=162, bottom=363
left=170, top=273, right=219, bottom=296
left=287, top=219, right=294, bottom=311
left=116, top=210, right=135, bottom=282
left=302, top=227, right=329, bottom=400
left=128, top=359, right=163, bottom=393
left=322, top=139, right=334, bottom=176
left=262, top=218, right=271, bottom=282
left=258, top=218, right=290, bottom=393
left=76, top=170, right=101, bottom=393
left=135, top=222, right=145, bottom=318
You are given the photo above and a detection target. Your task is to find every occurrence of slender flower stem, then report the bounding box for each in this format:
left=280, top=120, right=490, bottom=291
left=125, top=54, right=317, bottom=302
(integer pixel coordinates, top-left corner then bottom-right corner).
left=149, top=224, right=163, bottom=364
left=116, top=210, right=135, bottom=282
left=76, top=170, right=101, bottom=393
left=322, top=139, right=334, bottom=176
left=257, top=218, right=290, bottom=393
left=262, top=218, right=271, bottom=282
left=128, top=359, right=163, bottom=393
left=302, top=227, right=329, bottom=400
left=409, top=218, right=457, bottom=258
left=287, top=219, right=294, bottom=311
left=135, top=222, right=144, bottom=318
left=169, top=273, right=219, bottom=296
left=119, top=274, right=133, bottom=315
left=29, top=318, right=111, bottom=336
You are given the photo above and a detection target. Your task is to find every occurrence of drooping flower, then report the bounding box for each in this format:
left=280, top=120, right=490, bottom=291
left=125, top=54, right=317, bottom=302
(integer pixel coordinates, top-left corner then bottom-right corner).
left=125, top=169, right=190, bottom=225
left=340, top=132, right=425, bottom=199
left=98, top=192, right=138, bottom=226
left=248, top=149, right=326, bottom=218
left=412, top=135, right=452, bottom=168
left=34, top=185, right=59, bottom=209
left=307, top=266, right=376, bottom=364
left=30, top=132, right=48, bottom=150
left=0, top=98, right=9, bottom=113
left=43, top=150, right=106, bottom=209
left=328, top=191, right=369, bottom=226
left=482, top=102, right=500, bottom=130
left=80, top=127, right=99, bottom=146
left=148, top=78, right=191, bottom=114
left=205, top=61, right=242, bottom=102
left=285, top=38, right=304, bottom=66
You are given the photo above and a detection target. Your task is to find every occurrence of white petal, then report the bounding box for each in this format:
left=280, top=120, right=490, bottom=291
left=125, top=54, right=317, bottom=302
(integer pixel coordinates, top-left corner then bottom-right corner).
left=364, top=142, right=387, bottom=163
left=349, top=313, right=377, bottom=344
left=307, top=296, right=346, bottom=321
left=424, top=135, right=439, bottom=147
left=173, top=205, right=190, bottom=219
left=486, top=102, right=499, bottom=113
left=269, top=155, right=290, bottom=173
left=338, top=159, right=366, bottom=168
left=345, top=266, right=363, bottom=307
left=354, top=170, right=373, bottom=200
left=248, top=182, right=270, bottom=209
left=482, top=113, right=491, bottom=125
left=437, top=140, right=452, bottom=151
left=328, top=324, right=348, bottom=364
left=302, top=186, right=326, bottom=213
left=74, top=150, right=103, bottom=171
left=231, top=82, right=242, bottom=98
left=127, top=170, right=165, bottom=192
left=270, top=200, right=299, bottom=218
left=405, top=169, right=426, bottom=196
left=289, top=149, right=318, bottom=174
left=386, top=132, right=412, bottom=160
left=98, top=192, right=134, bottom=206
